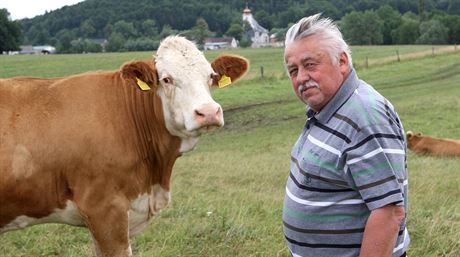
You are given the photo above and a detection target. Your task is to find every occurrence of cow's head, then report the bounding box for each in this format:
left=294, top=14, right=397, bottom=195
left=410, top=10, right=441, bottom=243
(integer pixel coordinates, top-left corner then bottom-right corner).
left=406, top=131, right=423, bottom=149
left=121, top=36, right=248, bottom=141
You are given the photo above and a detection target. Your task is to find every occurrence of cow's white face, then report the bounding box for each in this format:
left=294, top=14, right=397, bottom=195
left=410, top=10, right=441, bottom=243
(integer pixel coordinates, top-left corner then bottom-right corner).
left=155, top=36, right=223, bottom=139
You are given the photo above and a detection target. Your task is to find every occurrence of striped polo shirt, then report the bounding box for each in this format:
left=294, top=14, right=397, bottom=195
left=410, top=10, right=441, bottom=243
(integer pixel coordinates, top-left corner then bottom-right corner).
left=283, top=69, right=410, bottom=257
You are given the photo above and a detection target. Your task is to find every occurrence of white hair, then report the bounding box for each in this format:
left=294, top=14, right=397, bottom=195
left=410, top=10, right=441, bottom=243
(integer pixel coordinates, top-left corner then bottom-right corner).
left=284, top=13, right=352, bottom=67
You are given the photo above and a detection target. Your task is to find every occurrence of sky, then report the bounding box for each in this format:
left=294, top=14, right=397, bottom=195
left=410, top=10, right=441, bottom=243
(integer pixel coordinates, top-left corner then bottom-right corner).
left=0, top=0, right=85, bottom=20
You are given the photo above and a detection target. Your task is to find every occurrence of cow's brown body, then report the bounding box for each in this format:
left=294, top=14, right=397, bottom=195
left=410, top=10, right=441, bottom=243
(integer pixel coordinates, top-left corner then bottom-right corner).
left=0, top=65, right=181, bottom=255
left=0, top=36, right=248, bottom=256
left=406, top=131, right=460, bottom=156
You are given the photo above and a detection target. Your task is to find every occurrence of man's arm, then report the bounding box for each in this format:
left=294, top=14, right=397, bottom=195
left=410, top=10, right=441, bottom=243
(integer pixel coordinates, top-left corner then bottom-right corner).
left=359, top=204, right=405, bottom=257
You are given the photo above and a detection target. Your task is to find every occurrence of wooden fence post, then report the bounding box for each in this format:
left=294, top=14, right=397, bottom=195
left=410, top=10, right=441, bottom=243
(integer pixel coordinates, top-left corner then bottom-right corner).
left=260, top=66, right=264, bottom=79
left=396, top=50, right=400, bottom=62
left=365, top=56, right=368, bottom=69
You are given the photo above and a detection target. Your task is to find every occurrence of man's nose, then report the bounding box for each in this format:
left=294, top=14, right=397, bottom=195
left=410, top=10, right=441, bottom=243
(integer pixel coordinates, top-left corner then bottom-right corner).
left=296, top=68, right=310, bottom=84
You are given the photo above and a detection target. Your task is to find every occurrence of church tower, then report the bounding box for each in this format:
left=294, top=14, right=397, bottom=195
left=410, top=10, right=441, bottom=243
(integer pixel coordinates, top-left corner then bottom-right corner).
left=242, top=1, right=269, bottom=47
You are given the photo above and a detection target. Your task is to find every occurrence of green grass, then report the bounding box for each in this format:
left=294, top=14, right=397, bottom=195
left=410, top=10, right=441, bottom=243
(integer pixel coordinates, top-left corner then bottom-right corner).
left=0, top=47, right=459, bottom=257
left=1, top=45, right=455, bottom=79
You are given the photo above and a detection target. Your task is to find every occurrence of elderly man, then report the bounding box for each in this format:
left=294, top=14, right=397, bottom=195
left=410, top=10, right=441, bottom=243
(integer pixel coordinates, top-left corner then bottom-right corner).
left=282, top=14, right=409, bottom=257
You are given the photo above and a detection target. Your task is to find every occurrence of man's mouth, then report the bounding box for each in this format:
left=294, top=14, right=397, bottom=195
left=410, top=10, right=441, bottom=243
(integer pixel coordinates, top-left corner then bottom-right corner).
left=298, top=82, right=319, bottom=94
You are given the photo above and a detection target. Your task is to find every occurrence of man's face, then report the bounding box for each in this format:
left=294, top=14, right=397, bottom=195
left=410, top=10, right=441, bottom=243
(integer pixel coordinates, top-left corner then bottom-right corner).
left=284, top=35, right=350, bottom=112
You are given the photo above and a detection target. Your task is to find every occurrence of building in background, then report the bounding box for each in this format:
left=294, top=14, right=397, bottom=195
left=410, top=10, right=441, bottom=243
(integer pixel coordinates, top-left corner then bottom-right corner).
left=242, top=3, right=269, bottom=48
left=204, top=37, right=238, bottom=50
left=19, top=45, right=56, bottom=54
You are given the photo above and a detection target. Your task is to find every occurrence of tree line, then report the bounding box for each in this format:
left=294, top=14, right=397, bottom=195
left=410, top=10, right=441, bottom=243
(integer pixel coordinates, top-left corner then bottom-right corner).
left=1, top=0, right=460, bottom=53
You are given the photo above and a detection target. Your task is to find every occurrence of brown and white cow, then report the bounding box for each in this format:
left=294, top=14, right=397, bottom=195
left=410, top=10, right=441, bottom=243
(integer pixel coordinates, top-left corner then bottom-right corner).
left=406, top=131, right=460, bottom=156
left=0, top=36, right=248, bottom=256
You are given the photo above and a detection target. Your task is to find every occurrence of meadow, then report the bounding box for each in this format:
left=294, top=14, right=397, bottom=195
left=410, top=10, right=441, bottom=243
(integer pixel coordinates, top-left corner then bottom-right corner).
left=0, top=45, right=459, bottom=257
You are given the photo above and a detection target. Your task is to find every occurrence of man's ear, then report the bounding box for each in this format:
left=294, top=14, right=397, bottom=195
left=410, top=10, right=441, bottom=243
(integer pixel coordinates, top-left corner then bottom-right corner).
left=339, top=52, right=349, bottom=74
left=211, top=54, right=249, bottom=87
left=120, top=60, right=159, bottom=91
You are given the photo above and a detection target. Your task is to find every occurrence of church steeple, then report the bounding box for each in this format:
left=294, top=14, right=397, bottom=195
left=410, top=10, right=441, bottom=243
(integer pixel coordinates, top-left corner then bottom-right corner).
left=243, top=1, right=251, bottom=14
left=241, top=0, right=269, bottom=47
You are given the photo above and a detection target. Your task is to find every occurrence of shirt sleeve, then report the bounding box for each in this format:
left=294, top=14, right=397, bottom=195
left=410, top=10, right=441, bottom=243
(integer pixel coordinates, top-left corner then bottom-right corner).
left=344, top=123, right=407, bottom=210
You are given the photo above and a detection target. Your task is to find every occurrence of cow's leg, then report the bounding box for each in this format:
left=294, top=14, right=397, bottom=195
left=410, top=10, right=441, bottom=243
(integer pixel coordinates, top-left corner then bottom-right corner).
left=77, top=196, right=132, bottom=257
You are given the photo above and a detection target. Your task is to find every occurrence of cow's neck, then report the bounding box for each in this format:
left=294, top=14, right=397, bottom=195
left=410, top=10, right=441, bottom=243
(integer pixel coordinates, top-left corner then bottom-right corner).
left=120, top=81, right=181, bottom=190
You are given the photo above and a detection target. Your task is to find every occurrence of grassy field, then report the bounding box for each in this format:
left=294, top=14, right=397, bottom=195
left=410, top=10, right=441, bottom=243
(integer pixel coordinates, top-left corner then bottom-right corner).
left=0, top=46, right=459, bottom=257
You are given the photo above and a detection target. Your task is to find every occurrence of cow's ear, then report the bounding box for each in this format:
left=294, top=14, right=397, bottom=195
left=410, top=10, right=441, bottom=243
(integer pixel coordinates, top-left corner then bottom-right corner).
left=406, top=131, right=414, bottom=139
left=120, top=60, right=159, bottom=91
left=211, top=54, right=249, bottom=87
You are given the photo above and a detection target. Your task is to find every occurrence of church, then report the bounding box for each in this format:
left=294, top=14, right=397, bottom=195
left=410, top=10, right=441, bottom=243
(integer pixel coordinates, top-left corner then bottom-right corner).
left=242, top=3, right=270, bottom=47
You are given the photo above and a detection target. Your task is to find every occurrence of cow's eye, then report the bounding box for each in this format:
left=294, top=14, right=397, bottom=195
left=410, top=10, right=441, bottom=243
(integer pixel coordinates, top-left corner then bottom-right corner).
left=162, top=77, right=173, bottom=84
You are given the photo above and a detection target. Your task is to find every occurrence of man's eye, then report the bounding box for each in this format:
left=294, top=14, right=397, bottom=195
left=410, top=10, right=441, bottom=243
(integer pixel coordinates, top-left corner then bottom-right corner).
left=289, top=69, right=297, bottom=76
left=305, top=63, right=317, bottom=69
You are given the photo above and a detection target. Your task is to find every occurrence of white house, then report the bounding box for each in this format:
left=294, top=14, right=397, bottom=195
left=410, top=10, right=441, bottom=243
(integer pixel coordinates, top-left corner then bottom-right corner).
left=20, top=45, right=56, bottom=54
left=204, top=37, right=238, bottom=50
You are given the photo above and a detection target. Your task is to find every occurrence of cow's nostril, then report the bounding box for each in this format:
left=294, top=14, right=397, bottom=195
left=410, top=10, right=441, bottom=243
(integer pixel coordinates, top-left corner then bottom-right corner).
left=195, top=110, right=205, bottom=117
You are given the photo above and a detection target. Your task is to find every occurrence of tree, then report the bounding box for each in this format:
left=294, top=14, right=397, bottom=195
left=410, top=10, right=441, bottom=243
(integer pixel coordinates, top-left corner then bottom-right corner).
left=418, top=0, right=427, bottom=21
left=113, top=20, right=137, bottom=38
left=416, top=20, right=449, bottom=44
left=393, top=12, right=420, bottom=44
left=376, top=5, right=402, bottom=44
left=26, top=23, right=50, bottom=45
left=106, top=32, right=126, bottom=52
left=0, top=9, right=22, bottom=52
left=276, top=6, right=306, bottom=27
left=341, top=11, right=384, bottom=45
left=125, top=37, right=159, bottom=51
left=104, top=23, right=113, bottom=38
left=447, top=0, right=460, bottom=14
left=239, top=35, right=252, bottom=48
left=69, top=38, right=102, bottom=53
left=308, top=0, right=341, bottom=20
left=434, top=13, right=460, bottom=44
left=141, top=19, right=158, bottom=38
left=80, top=19, right=96, bottom=38
left=159, top=25, right=178, bottom=39
left=191, top=17, right=210, bottom=47
left=225, top=23, right=244, bottom=41
left=254, top=10, right=273, bottom=30
left=55, top=29, right=75, bottom=53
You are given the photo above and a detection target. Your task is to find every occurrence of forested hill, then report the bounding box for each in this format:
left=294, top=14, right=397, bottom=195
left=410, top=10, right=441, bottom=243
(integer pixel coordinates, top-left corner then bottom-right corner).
left=21, top=0, right=456, bottom=38
left=13, top=0, right=460, bottom=53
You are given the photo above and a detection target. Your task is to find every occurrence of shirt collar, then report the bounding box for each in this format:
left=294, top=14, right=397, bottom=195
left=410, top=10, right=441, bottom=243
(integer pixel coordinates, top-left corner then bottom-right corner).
left=310, top=69, right=359, bottom=123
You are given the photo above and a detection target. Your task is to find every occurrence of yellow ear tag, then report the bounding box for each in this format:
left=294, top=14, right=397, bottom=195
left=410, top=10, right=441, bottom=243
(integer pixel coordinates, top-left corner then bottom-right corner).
left=136, top=77, right=151, bottom=91
left=218, top=75, right=232, bottom=88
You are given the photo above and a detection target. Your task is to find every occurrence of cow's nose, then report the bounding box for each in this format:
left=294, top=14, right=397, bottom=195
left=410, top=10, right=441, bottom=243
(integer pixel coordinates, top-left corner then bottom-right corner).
left=194, top=104, right=223, bottom=127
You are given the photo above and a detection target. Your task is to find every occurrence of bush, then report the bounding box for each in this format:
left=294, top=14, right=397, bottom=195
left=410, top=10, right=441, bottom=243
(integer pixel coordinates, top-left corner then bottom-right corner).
left=416, top=20, right=449, bottom=44
left=124, top=37, right=159, bottom=51
left=69, top=38, right=102, bottom=53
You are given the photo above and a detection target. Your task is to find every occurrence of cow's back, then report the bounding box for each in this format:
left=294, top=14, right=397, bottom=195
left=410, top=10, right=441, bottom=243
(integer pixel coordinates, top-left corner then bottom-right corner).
left=408, top=134, right=460, bottom=156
